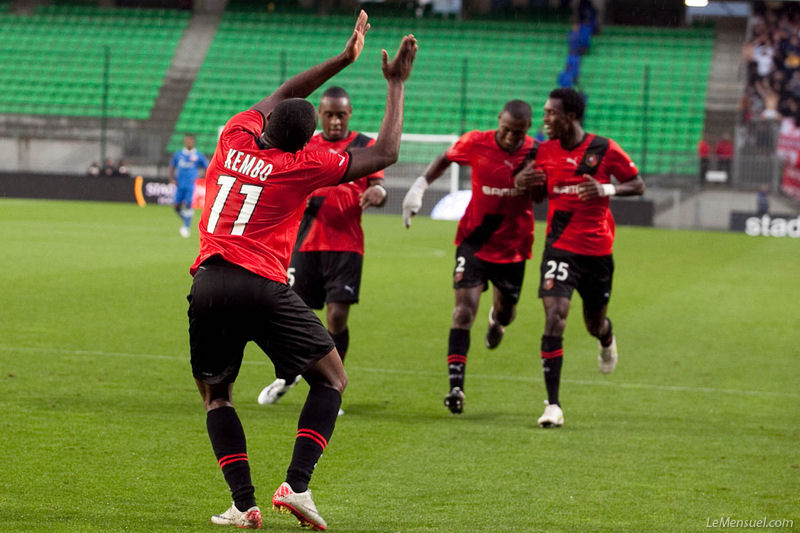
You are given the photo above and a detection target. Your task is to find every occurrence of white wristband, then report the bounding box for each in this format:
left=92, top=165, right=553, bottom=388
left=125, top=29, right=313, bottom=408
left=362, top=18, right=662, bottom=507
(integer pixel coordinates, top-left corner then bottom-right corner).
left=601, top=184, right=616, bottom=197
left=413, top=176, right=430, bottom=192
left=372, top=184, right=387, bottom=200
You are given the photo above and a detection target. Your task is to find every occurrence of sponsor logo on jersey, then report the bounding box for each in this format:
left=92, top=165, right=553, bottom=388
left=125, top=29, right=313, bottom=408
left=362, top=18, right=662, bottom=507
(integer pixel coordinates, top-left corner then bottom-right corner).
left=566, top=157, right=579, bottom=167
left=552, top=185, right=581, bottom=195
left=481, top=185, right=522, bottom=197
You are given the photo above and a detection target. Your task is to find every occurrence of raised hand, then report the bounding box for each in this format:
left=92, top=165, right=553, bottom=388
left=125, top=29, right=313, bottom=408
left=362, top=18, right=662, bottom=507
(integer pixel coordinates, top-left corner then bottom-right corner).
left=343, top=10, right=370, bottom=64
left=382, top=34, right=418, bottom=82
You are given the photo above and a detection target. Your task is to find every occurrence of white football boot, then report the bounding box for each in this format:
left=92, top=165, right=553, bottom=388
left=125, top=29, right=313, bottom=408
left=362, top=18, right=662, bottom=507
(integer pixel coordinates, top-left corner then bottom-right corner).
left=598, top=336, right=618, bottom=374
left=257, top=375, right=301, bottom=405
left=211, top=503, right=261, bottom=529
left=537, top=400, right=564, bottom=428
left=272, top=482, right=327, bottom=531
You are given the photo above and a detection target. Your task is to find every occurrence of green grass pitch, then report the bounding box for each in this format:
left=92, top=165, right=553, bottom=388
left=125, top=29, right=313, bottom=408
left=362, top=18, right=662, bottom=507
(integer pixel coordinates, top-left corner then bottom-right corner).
left=0, top=198, right=798, bottom=532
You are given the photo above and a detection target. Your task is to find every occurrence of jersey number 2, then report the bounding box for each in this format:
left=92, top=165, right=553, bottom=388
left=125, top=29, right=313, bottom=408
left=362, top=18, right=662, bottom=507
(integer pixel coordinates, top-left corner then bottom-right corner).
left=206, top=175, right=263, bottom=235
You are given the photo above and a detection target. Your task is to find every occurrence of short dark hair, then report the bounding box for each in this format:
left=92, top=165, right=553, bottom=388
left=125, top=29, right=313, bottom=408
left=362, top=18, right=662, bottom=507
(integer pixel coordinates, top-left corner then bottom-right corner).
left=321, top=86, right=350, bottom=101
left=549, top=88, right=585, bottom=121
left=501, top=100, right=532, bottom=122
left=266, top=98, right=317, bottom=152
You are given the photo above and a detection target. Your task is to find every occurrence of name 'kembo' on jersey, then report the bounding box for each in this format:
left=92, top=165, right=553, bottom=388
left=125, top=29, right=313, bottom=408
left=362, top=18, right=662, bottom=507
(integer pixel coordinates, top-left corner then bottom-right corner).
left=223, top=148, right=348, bottom=182
left=224, top=149, right=275, bottom=181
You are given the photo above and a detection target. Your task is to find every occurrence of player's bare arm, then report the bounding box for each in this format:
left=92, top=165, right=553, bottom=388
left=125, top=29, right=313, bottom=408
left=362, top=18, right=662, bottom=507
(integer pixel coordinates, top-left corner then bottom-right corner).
left=343, top=34, right=418, bottom=182
left=360, top=178, right=388, bottom=208
left=576, top=173, right=645, bottom=201
left=250, top=10, right=370, bottom=116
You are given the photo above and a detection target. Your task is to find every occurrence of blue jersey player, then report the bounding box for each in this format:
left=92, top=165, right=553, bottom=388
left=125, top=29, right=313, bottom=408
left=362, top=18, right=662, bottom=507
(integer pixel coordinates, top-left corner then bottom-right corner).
left=169, top=133, right=209, bottom=237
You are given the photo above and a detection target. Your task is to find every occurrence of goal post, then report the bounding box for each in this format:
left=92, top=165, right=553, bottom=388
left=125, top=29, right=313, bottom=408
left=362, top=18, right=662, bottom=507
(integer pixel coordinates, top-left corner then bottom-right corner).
left=361, top=132, right=463, bottom=216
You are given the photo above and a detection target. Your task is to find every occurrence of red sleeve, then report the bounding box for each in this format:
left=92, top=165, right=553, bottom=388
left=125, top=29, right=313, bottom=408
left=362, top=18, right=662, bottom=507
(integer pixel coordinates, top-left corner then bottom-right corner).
left=220, top=110, right=265, bottom=149
left=605, top=139, right=639, bottom=182
left=297, top=149, right=352, bottom=193
left=445, top=131, right=477, bottom=165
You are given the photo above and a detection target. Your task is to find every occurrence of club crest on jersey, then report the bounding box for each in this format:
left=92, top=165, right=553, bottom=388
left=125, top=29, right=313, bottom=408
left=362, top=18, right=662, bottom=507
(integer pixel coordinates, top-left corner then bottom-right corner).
left=544, top=278, right=554, bottom=290
left=584, top=153, right=599, bottom=168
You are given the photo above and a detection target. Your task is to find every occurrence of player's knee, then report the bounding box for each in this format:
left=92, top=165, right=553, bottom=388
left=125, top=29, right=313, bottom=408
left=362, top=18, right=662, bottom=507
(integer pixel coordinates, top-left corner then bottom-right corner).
left=545, top=308, right=567, bottom=332
left=326, top=369, right=347, bottom=395
left=587, top=319, right=605, bottom=338
left=495, top=304, right=516, bottom=326
left=452, top=304, right=475, bottom=328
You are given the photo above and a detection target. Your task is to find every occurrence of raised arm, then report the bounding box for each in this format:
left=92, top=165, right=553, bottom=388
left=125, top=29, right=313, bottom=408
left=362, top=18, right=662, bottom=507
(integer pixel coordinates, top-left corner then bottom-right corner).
left=341, top=34, right=418, bottom=182
left=250, top=11, right=370, bottom=117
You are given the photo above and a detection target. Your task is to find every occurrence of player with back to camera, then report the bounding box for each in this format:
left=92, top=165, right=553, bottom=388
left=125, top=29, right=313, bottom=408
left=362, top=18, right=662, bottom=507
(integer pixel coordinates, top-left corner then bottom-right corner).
left=402, top=100, right=542, bottom=415
left=187, top=11, right=416, bottom=530
left=169, top=133, right=209, bottom=237
left=257, top=86, right=387, bottom=413
left=514, top=87, right=644, bottom=428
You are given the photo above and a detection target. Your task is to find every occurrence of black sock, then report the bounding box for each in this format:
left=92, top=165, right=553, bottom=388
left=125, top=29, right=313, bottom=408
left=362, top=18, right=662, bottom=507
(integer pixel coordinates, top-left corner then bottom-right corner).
left=599, top=318, right=613, bottom=347
left=447, top=328, right=470, bottom=390
left=206, top=406, right=256, bottom=512
left=541, top=335, right=563, bottom=406
left=329, top=328, right=349, bottom=363
left=285, top=385, right=341, bottom=493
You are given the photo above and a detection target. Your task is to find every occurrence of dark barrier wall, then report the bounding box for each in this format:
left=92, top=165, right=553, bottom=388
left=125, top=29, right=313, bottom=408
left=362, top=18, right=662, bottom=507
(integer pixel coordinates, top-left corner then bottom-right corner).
left=0, top=172, right=655, bottom=227
left=0, top=172, right=136, bottom=202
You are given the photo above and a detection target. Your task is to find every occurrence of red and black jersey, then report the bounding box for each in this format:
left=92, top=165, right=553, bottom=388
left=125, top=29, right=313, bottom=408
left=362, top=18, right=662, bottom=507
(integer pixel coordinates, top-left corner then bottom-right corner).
left=447, top=130, right=538, bottom=264
left=294, top=131, right=384, bottom=255
left=190, top=110, right=351, bottom=283
left=537, top=133, right=638, bottom=256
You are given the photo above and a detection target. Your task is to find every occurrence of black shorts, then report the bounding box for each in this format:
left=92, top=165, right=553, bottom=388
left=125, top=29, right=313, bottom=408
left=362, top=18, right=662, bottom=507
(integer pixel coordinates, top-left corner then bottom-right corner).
left=452, top=244, right=526, bottom=304
left=289, top=251, right=363, bottom=309
left=188, top=257, right=335, bottom=384
left=538, top=246, right=614, bottom=308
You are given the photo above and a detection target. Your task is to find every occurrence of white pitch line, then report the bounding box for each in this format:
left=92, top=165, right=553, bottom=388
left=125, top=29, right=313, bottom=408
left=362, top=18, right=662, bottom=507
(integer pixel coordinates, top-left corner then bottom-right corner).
left=1, top=345, right=798, bottom=399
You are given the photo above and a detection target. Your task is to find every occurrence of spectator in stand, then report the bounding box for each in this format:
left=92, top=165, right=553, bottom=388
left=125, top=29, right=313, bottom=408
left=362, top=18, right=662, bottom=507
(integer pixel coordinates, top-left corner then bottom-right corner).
left=117, top=159, right=131, bottom=178
left=756, top=184, right=770, bottom=216
left=87, top=161, right=100, bottom=177
left=697, top=135, right=710, bottom=186
left=753, top=35, right=776, bottom=80
left=715, top=133, right=734, bottom=175
left=754, top=78, right=781, bottom=119
left=101, top=157, right=118, bottom=177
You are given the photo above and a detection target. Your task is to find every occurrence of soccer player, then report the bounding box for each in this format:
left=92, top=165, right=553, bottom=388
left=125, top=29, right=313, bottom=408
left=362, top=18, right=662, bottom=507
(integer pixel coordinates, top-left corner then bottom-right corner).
left=169, top=133, right=209, bottom=238
left=257, top=86, right=387, bottom=411
left=514, top=87, right=645, bottom=428
left=188, top=11, right=416, bottom=530
left=402, top=100, right=539, bottom=415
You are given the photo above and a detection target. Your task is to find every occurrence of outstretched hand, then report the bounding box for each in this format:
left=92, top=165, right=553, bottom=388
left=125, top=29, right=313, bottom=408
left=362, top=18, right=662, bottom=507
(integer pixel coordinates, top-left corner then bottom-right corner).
left=382, top=34, right=418, bottom=82
left=343, top=10, right=370, bottom=64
